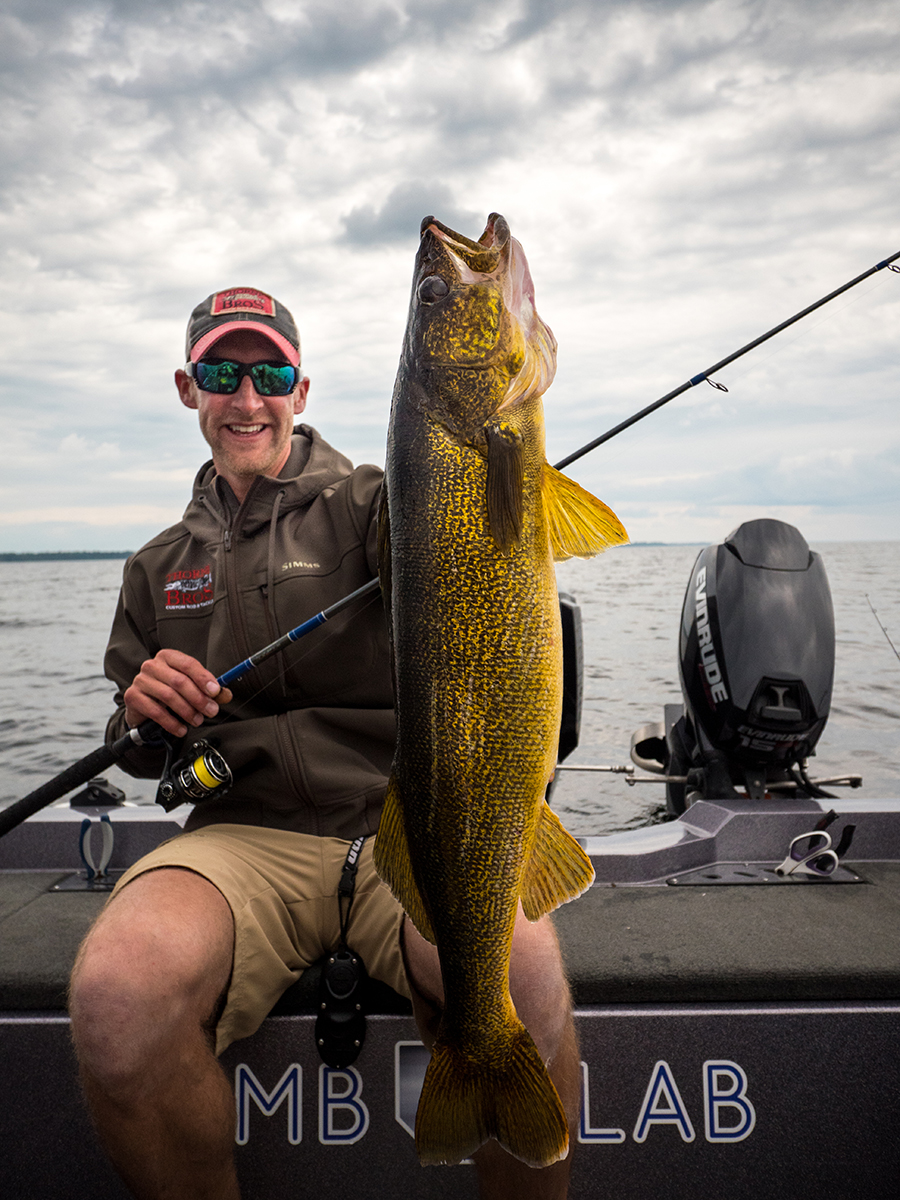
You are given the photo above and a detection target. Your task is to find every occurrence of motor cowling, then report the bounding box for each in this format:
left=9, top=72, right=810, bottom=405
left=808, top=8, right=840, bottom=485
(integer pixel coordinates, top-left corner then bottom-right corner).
left=674, top=518, right=835, bottom=803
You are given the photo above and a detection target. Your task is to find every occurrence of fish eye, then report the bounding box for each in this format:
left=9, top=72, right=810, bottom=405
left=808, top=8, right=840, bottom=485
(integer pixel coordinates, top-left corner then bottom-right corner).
left=417, top=275, right=449, bottom=303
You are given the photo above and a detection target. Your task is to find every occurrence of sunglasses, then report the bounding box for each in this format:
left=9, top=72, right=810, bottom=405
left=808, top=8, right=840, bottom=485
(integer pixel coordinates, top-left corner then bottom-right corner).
left=189, top=358, right=301, bottom=397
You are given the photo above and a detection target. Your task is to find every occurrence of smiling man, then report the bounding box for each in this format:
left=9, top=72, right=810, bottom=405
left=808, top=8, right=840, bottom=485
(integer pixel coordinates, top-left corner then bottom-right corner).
left=68, top=287, right=580, bottom=1200
left=68, top=287, right=406, bottom=1197
left=176, top=315, right=310, bottom=497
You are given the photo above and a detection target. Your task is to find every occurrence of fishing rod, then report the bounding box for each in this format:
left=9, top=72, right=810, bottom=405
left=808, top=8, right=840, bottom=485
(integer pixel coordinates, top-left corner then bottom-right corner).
left=0, top=580, right=381, bottom=837
left=3, top=249, right=897, bottom=834
left=553, top=249, right=900, bottom=471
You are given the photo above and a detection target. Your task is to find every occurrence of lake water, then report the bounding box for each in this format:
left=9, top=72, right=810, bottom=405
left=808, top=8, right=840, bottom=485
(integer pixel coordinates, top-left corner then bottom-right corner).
left=1, top=542, right=897, bottom=834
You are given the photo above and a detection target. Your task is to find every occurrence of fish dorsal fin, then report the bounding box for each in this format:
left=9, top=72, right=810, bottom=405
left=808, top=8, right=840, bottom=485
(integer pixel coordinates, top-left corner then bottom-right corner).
left=520, top=802, right=595, bottom=921
left=373, top=776, right=436, bottom=943
left=540, top=463, right=629, bottom=561
left=485, top=421, right=525, bottom=552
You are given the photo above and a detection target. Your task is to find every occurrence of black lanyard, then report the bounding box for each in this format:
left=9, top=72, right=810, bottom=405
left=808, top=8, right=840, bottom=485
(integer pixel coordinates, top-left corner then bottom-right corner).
left=337, top=835, right=366, bottom=949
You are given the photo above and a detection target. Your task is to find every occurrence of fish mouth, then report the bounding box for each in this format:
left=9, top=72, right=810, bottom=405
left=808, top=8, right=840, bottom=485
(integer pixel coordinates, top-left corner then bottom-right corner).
left=421, top=212, right=510, bottom=253
left=420, top=213, right=511, bottom=277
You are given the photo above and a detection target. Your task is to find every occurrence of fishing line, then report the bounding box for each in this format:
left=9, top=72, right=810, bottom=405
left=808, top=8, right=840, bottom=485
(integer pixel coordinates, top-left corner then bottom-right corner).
left=210, top=584, right=385, bottom=724
left=866, top=594, right=900, bottom=667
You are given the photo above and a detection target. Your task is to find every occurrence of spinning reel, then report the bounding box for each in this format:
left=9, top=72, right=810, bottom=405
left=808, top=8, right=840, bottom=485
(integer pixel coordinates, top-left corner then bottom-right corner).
left=155, top=738, right=233, bottom=812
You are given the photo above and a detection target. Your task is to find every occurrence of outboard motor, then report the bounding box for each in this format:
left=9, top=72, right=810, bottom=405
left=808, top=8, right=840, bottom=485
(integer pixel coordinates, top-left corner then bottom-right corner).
left=666, top=518, right=835, bottom=812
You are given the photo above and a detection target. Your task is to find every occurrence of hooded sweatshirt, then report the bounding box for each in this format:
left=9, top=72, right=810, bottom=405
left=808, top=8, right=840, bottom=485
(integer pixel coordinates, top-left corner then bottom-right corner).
left=104, top=426, right=395, bottom=839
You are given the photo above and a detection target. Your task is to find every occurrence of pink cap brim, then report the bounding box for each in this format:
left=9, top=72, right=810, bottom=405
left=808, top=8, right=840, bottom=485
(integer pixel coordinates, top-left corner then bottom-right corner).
left=191, top=321, right=300, bottom=366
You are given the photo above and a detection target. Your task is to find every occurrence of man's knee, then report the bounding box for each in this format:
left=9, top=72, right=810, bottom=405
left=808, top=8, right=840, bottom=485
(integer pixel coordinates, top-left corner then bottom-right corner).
left=69, top=868, right=233, bottom=1091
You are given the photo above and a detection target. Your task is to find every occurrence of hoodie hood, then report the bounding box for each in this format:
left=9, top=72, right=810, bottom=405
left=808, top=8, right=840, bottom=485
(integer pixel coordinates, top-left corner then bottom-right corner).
left=183, top=424, right=356, bottom=543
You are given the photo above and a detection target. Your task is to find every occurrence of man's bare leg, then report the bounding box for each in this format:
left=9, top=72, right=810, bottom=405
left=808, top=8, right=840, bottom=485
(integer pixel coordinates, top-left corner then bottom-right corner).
left=403, top=908, right=581, bottom=1200
left=69, top=868, right=238, bottom=1200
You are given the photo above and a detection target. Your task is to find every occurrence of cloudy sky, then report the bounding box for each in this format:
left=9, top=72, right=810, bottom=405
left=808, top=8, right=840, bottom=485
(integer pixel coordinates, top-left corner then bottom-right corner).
left=1, top=0, right=898, bottom=553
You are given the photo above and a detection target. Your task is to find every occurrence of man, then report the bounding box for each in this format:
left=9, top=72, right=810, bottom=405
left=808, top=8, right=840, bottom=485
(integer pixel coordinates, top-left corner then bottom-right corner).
left=69, top=287, right=580, bottom=1199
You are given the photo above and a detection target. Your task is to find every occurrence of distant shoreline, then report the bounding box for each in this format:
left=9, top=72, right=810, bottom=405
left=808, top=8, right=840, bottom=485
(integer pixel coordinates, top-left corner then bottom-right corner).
left=0, top=551, right=132, bottom=562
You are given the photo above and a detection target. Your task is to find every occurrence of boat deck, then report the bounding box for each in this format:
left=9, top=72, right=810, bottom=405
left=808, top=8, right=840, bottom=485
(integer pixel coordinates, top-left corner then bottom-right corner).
left=5, top=865, right=900, bottom=1012
left=3, top=798, right=900, bottom=1198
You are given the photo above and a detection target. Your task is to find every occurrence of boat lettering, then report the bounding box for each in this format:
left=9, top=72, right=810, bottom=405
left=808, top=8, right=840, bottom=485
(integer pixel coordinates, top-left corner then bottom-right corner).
left=737, top=724, right=800, bottom=744
left=233, top=1051, right=755, bottom=1147
left=235, top=1063, right=371, bottom=1146
left=318, top=1064, right=369, bottom=1144
left=581, top=1058, right=755, bottom=1145
left=235, top=1063, right=302, bottom=1146
left=632, top=1060, right=695, bottom=1143
left=695, top=567, right=728, bottom=703
left=703, top=1061, right=756, bottom=1142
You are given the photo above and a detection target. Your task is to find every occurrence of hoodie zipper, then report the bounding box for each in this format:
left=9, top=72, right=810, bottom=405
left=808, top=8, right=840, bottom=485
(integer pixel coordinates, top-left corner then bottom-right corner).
left=222, top=481, right=260, bottom=672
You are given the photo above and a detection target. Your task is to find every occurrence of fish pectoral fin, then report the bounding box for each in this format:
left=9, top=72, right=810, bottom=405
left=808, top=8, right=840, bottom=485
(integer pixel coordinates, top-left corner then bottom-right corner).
left=540, top=462, right=629, bottom=561
left=485, top=420, right=525, bottom=552
left=521, top=802, right=595, bottom=921
left=373, top=776, right=436, bottom=943
left=416, top=1024, right=569, bottom=1168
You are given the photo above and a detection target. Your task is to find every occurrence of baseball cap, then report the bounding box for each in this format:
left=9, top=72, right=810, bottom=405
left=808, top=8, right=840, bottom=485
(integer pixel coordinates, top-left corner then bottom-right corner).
left=185, top=287, right=301, bottom=366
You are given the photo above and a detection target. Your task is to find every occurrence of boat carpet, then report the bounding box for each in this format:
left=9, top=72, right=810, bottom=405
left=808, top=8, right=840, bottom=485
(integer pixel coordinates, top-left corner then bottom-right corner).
left=3, top=865, right=900, bottom=1012
left=555, top=862, right=900, bottom=1004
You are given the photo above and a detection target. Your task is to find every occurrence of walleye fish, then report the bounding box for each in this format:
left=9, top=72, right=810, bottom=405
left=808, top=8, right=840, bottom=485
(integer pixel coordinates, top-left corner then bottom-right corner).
left=375, top=213, right=627, bottom=1168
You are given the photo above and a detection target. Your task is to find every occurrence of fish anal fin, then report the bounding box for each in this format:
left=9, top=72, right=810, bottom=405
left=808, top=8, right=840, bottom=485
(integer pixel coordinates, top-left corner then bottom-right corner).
left=373, top=776, right=436, bottom=943
left=541, top=462, right=629, bottom=561
left=485, top=421, right=525, bottom=552
left=416, top=1024, right=569, bottom=1167
left=521, top=802, right=595, bottom=921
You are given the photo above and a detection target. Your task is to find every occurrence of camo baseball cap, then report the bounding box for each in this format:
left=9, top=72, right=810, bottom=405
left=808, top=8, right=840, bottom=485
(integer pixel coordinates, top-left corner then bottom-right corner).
left=185, top=287, right=301, bottom=366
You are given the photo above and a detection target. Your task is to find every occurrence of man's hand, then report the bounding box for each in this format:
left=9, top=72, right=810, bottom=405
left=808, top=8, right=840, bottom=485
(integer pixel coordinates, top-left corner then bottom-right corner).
left=123, top=649, right=234, bottom=738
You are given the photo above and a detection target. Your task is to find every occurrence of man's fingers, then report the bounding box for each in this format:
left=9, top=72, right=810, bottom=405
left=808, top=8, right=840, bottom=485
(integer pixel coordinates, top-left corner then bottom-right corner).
left=124, top=651, right=232, bottom=733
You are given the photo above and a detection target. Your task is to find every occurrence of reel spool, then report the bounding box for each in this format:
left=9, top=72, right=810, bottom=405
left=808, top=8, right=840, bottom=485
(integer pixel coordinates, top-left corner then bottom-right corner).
left=156, top=739, right=233, bottom=812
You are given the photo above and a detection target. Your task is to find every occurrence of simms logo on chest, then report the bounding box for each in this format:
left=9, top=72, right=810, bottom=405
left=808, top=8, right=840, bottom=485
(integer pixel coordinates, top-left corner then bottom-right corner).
left=165, top=566, right=214, bottom=611
left=695, top=566, right=728, bottom=703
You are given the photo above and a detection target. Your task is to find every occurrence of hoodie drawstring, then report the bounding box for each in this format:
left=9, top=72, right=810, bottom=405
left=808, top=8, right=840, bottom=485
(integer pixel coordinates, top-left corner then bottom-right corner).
left=197, top=494, right=234, bottom=550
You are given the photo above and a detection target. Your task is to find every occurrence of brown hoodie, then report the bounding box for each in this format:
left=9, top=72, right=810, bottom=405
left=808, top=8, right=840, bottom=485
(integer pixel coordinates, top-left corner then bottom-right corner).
left=104, top=426, right=395, bottom=838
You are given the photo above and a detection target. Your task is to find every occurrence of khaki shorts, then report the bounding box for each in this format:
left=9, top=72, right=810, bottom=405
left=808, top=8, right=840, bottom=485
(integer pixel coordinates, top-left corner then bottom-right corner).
left=111, top=824, right=410, bottom=1055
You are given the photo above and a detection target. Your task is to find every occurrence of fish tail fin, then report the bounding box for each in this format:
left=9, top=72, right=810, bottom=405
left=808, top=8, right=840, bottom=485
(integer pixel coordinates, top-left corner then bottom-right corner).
left=416, top=1024, right=569, bottom=1168
left=521, top=801, right=595, bottom=921
left=541, top=461, right=628, bottom=561
left=373, top=775, right=436, bottom=942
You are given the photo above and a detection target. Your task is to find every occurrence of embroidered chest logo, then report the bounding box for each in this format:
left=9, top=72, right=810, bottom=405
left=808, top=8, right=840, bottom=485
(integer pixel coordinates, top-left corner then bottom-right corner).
left=164, top=565, right=214, bottom=611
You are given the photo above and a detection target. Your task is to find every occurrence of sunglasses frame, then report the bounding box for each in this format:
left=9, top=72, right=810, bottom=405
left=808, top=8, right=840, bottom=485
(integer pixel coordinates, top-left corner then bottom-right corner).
left=188, top=358, right=301, bottom=397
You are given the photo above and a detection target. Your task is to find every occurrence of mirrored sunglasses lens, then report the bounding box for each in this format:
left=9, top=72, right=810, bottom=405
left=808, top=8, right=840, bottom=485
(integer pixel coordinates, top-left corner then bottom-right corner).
left=195, top=361, right=240, bottom=393
left=250, top=364, right=296, bottom=395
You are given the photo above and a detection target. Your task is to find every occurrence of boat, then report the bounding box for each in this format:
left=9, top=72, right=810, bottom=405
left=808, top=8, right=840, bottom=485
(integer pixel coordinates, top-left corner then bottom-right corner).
left=2, top=518, right=899, bottom=1199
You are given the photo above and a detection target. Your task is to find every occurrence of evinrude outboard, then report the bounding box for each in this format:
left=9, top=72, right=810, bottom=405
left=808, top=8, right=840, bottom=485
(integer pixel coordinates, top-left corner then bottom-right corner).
left=632, top=519, right=837, bottom=813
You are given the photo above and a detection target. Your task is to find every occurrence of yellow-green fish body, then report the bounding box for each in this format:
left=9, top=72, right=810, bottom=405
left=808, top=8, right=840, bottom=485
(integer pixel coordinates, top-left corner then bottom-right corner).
left=375, top=213, right=627, bottom=1168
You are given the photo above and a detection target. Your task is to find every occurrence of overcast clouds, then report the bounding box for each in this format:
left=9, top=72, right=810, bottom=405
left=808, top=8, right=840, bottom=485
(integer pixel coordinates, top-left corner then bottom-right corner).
left=1, top=0, right=898, bottom=551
